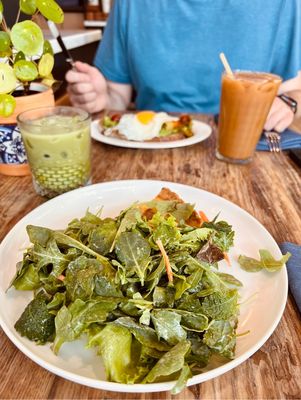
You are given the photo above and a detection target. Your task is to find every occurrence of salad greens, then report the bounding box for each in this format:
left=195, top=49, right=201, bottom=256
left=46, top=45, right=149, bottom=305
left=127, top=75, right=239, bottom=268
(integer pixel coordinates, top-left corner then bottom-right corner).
left=10, top=188, right=242, bottom=394
left=238, top=249, right=291, bottom=272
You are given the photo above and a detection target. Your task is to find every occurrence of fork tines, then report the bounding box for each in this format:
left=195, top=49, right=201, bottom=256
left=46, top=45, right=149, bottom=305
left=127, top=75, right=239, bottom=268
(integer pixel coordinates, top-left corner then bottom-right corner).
left=264, top=131, right=281, bottom=153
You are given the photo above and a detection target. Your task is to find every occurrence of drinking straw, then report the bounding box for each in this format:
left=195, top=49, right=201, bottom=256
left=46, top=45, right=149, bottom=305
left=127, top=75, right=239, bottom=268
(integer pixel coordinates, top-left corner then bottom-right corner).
left=219, top=53, right=234, bottom=77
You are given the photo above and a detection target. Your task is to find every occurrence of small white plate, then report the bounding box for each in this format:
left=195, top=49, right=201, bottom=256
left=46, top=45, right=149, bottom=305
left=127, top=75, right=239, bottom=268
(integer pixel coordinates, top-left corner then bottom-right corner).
left=90, top=119, right=212, bottom=149
left=0, top=180, right=287, bottom=393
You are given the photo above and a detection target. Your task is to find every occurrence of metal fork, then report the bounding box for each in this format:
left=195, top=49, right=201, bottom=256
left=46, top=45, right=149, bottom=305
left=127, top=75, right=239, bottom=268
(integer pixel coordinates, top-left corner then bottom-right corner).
left=264, top=130, right=281, bottom=153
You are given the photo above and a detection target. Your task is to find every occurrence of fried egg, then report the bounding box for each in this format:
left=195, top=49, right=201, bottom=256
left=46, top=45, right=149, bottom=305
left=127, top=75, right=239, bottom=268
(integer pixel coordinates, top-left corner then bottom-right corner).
left=115, top=111, right=177, bottom=141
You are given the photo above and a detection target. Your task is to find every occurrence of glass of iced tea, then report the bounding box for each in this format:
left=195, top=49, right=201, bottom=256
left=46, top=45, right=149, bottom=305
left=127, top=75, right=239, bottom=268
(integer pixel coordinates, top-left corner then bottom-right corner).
left=17, top=106, right=91, bottom=198
left=216, top=71, right=282, bottom=164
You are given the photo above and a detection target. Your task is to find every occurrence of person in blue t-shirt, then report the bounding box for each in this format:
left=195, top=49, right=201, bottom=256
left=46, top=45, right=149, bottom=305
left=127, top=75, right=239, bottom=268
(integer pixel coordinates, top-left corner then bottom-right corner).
left=66, top=0, right=301, bottom=132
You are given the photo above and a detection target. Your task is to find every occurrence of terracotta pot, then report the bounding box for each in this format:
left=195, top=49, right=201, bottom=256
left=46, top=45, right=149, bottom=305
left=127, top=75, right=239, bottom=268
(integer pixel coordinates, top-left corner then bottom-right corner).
left=0, top=83, right=55, bottom=176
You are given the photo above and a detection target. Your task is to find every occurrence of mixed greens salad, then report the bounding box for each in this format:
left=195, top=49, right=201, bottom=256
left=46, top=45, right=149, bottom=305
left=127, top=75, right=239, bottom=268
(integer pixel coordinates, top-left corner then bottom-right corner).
left=10, top=188, right=244, bottom=394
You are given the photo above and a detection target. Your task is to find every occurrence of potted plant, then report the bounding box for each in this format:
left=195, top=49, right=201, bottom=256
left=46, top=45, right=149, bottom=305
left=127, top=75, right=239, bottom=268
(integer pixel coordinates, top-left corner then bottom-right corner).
left=0, top=0, right=64, bottom=176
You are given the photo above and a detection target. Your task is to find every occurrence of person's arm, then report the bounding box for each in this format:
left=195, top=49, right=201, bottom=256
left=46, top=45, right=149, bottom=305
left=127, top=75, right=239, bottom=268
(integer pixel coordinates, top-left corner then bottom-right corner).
left=264, top=71, right=301, bottom=132
left=66, top=61, right=133, bottom=114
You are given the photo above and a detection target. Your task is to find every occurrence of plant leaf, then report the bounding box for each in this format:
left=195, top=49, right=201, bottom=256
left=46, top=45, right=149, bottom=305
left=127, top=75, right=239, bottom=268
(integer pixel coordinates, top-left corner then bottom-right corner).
left=115, top=231, right=151, bottom=284
left=143, top=340, right=191, bottom=383
left=36, top=0, right=64, bottom=23
left=171, top=364, right=193, bottom=395
left=15, top=293, right=55, bottom=344
left=19, top=0, right=37, bottom=15
left=201, top=290, right=239, bottom=320
left=53, top=298, right=118, bottom=354
left=11, top=21, right=43, bottom=56
left=0, top=63, right=17, bottom=94
left=113, top=317, right=170, bottom=351
left=151, top=310, right=187, bottom=345
left=238, top=250, right=291, bottom=272
left=89, top=218, right=117, bottom=256
left=110, top=207, right=141, bottom=251
left=203, top=317, right=238, bottom=359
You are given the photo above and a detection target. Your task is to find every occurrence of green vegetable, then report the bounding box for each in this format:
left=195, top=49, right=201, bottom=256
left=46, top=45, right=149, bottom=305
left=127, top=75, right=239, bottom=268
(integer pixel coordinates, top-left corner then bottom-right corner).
left=102, top=115, right=119, bottom=128
left=238, top=249, right=291, bottom=272
left=14, top=293, right=55, bottom=344
left=9, top=191, right=246, bottom=393
left=143, top=340, right=191, bottom=383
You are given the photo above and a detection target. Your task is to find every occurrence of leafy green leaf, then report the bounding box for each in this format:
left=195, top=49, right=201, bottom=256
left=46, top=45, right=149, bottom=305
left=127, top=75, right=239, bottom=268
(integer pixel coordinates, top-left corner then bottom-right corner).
left=201, top=290, right=239, bottom=320
left=47, top=292, right=66, bottom=311
left=203, top=317, right=238, bottom=359
left=110, top=207, right=141, bottom=251
left=203, top=220, right=235, bottom=252
left=53, top=298, right=118, bottom=354
left=32, top=238, right=70, bottom=276
left=26, top=225, right=52, bottom=247
left=36, top=0, right=64, bottom=23
left=175, top=309, right=208, bottom=332
left=14, top=51, right=25, bottom=62
left=11, top=21, right=43, bottom=56
left=43, top=39, right=54, bottom=55
left=0, top=94, right=16, bottom=117
left=0, top=31, right=11, bottom=52
left=143, top=340, right=191, bottom=383
left=153, top=286, right=175, bottom=308
left=187, top=336, right=212, bottom=366
left=238, top=250, right=291, bottom=272
left=217, top=272, right=243, bottom=287
left=113, top=317, right=170, bottom=351
left=171, top=364, right=193, bottom=395
left=15, top=293, right=55, bottom=344
left=11, top=261, right=40, bottom=290
left=115, top=231, right=151, bottom=284
left=38, top=53, right=54, bottom=78
left=91, top=324, right=132, bottom=383
left=89, top=218, right=117, bottom=255
left=20, top=0, right=37, bottom=15
left=0, top=63, right=17, bottom=94
left=151, top=310, right=187, bottom=345
left=94, top=274, right=123, bottom=297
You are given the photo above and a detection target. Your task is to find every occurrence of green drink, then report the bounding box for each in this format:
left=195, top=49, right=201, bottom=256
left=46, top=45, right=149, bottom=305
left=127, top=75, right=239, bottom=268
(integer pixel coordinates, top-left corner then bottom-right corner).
left=17, top=106, right=91, bottom=198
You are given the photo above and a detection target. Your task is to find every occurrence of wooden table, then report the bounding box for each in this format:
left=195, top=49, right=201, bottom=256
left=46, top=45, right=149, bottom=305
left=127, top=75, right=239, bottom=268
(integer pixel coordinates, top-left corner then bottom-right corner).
left=0, top=115, right=301, bottom=399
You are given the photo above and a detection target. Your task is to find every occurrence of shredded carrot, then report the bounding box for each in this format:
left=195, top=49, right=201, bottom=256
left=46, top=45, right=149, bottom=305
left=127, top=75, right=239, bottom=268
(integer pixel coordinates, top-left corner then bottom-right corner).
left=58, top=274, right=65, bottom=281
left=199, top=210, right=209, bottom=223
left=156, top=239, right=173, bottom=283
left=223, top=252, right=231, bottom=267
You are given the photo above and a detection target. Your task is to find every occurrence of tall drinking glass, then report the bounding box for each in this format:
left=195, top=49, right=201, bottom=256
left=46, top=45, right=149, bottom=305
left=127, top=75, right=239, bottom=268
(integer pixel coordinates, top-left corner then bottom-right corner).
left=17, top=106, right=91, bottom=198
left=216, top=71, right=282, bottom=164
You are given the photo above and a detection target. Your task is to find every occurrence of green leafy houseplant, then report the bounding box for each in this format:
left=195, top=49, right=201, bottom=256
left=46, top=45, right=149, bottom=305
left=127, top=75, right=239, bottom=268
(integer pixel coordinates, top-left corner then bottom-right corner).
left=0, top=0, right=64, bottom=117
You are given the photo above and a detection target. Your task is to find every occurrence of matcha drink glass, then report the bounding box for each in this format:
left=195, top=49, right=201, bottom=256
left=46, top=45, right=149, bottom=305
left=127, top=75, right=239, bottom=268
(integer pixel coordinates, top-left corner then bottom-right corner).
left=17, top=106, right=91, bottom=198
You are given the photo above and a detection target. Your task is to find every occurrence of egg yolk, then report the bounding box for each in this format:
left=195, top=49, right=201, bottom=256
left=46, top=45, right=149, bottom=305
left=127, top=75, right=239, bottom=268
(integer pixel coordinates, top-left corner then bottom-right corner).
left=136, top=111, right=156, bottom=125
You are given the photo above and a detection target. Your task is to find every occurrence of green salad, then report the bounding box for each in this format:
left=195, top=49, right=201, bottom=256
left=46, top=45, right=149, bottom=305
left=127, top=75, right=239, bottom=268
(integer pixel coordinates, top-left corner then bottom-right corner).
left=10, top=188, right=243, bottom=394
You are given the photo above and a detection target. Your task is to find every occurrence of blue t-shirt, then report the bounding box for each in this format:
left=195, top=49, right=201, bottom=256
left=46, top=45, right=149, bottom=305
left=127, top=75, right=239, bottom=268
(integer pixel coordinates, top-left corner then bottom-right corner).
left=94, top=0, right=301, bottom=113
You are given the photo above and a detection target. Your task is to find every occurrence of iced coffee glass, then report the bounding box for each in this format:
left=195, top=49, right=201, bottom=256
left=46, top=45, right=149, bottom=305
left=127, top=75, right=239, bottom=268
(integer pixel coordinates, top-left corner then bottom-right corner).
left=17, top=106, right=91, bottom=198
left=216, top=71, right=282, bottom=164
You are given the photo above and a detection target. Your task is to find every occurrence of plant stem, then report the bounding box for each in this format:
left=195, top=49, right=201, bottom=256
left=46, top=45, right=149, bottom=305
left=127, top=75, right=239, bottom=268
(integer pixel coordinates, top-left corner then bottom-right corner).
left=15, top=8, right=21, bottom=25
left=23, top=82, right=30, bottom=96
left=1, top=15, right=8, bottom=32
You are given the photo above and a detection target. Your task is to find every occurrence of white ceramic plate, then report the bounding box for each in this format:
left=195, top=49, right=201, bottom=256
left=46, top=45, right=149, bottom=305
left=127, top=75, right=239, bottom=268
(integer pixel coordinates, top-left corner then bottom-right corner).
left=90, top=119, right=212, bottom=149
left=0, top=180, right=287, bottom=393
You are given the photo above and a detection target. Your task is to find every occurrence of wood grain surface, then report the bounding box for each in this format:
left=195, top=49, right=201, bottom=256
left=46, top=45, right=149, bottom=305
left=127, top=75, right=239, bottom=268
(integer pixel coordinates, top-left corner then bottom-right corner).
left=0, top=114, right=301, bottom=400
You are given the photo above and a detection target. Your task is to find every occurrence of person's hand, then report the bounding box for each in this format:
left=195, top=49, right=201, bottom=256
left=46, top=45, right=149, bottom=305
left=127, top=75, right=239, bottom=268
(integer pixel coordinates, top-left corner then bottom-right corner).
left=65, top=61, right=108, bottom=114
left=264, top=96, right=294, bottom=132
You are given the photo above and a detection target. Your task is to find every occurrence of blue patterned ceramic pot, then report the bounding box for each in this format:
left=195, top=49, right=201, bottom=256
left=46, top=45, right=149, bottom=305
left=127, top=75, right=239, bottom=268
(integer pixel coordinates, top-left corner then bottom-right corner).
left=0, top=124, right=30, bottom=176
